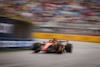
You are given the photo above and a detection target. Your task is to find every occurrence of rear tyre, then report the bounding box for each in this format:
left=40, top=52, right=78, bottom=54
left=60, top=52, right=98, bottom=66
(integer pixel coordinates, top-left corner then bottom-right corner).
left=66, top=44, right=72, bottom=53
left=32, top=43, right=41, bottom=53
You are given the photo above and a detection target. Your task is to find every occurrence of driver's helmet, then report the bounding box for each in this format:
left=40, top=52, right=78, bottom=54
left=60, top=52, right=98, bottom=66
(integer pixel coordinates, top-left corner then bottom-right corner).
left=53, top=36, right=57, bottom=41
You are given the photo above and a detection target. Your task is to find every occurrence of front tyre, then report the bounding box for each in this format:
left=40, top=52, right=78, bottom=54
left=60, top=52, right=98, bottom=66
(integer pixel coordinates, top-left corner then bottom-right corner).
left=31, top=43, right=41, bottom=53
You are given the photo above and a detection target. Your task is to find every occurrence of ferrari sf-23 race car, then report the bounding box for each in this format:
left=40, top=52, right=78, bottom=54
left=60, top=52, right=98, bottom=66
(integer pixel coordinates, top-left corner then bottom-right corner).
left=31, top=40, right=73, bottom=53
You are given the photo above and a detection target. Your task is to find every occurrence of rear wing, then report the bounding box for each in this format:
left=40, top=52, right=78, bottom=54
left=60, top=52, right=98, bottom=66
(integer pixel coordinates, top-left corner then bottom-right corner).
left=49, top=40, right=69, bottom=43
left=58, top=40, right=69, bottom=43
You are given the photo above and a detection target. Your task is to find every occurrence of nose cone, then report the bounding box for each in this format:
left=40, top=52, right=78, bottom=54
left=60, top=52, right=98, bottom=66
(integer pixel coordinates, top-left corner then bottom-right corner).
left=41, top=45, right=49, bottom=51
left=41, top=43, right=52, bottom=51
left=41, top=46, right=48, bottom=51
left=41, top=48, right=46, bottom=51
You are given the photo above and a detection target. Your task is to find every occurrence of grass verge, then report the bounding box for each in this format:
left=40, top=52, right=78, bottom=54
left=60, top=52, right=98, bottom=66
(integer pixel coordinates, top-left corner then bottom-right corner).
left=0, top=48, right=31, bottom=52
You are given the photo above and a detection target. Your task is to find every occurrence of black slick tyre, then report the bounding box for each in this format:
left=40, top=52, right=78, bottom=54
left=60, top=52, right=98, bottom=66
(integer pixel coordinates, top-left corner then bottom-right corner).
left=66, top=44, right=72, bottom=53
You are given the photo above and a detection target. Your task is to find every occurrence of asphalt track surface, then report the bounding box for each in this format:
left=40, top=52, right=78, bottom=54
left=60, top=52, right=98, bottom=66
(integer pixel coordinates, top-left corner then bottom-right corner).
left=0, top=39, right=100, bottom=67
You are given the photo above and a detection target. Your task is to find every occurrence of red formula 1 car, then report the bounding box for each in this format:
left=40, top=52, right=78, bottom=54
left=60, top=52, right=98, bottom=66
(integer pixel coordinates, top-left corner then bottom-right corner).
left=31, top=40, right=73, bottom=53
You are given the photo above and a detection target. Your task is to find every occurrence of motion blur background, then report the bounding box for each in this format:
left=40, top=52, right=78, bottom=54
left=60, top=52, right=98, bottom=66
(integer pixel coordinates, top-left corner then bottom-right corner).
left=0, top=0, right=100, bottom=67
left=0, top=0, right=100, bottom=49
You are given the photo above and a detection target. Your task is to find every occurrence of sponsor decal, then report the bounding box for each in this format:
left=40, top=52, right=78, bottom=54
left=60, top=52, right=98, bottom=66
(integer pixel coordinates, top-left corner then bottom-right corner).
left=0, top=23, right=14, bottom=34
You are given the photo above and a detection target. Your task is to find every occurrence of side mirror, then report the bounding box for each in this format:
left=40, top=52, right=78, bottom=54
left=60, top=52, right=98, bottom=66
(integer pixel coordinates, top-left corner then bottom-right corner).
left=42, top=41, right=46, bottom=46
